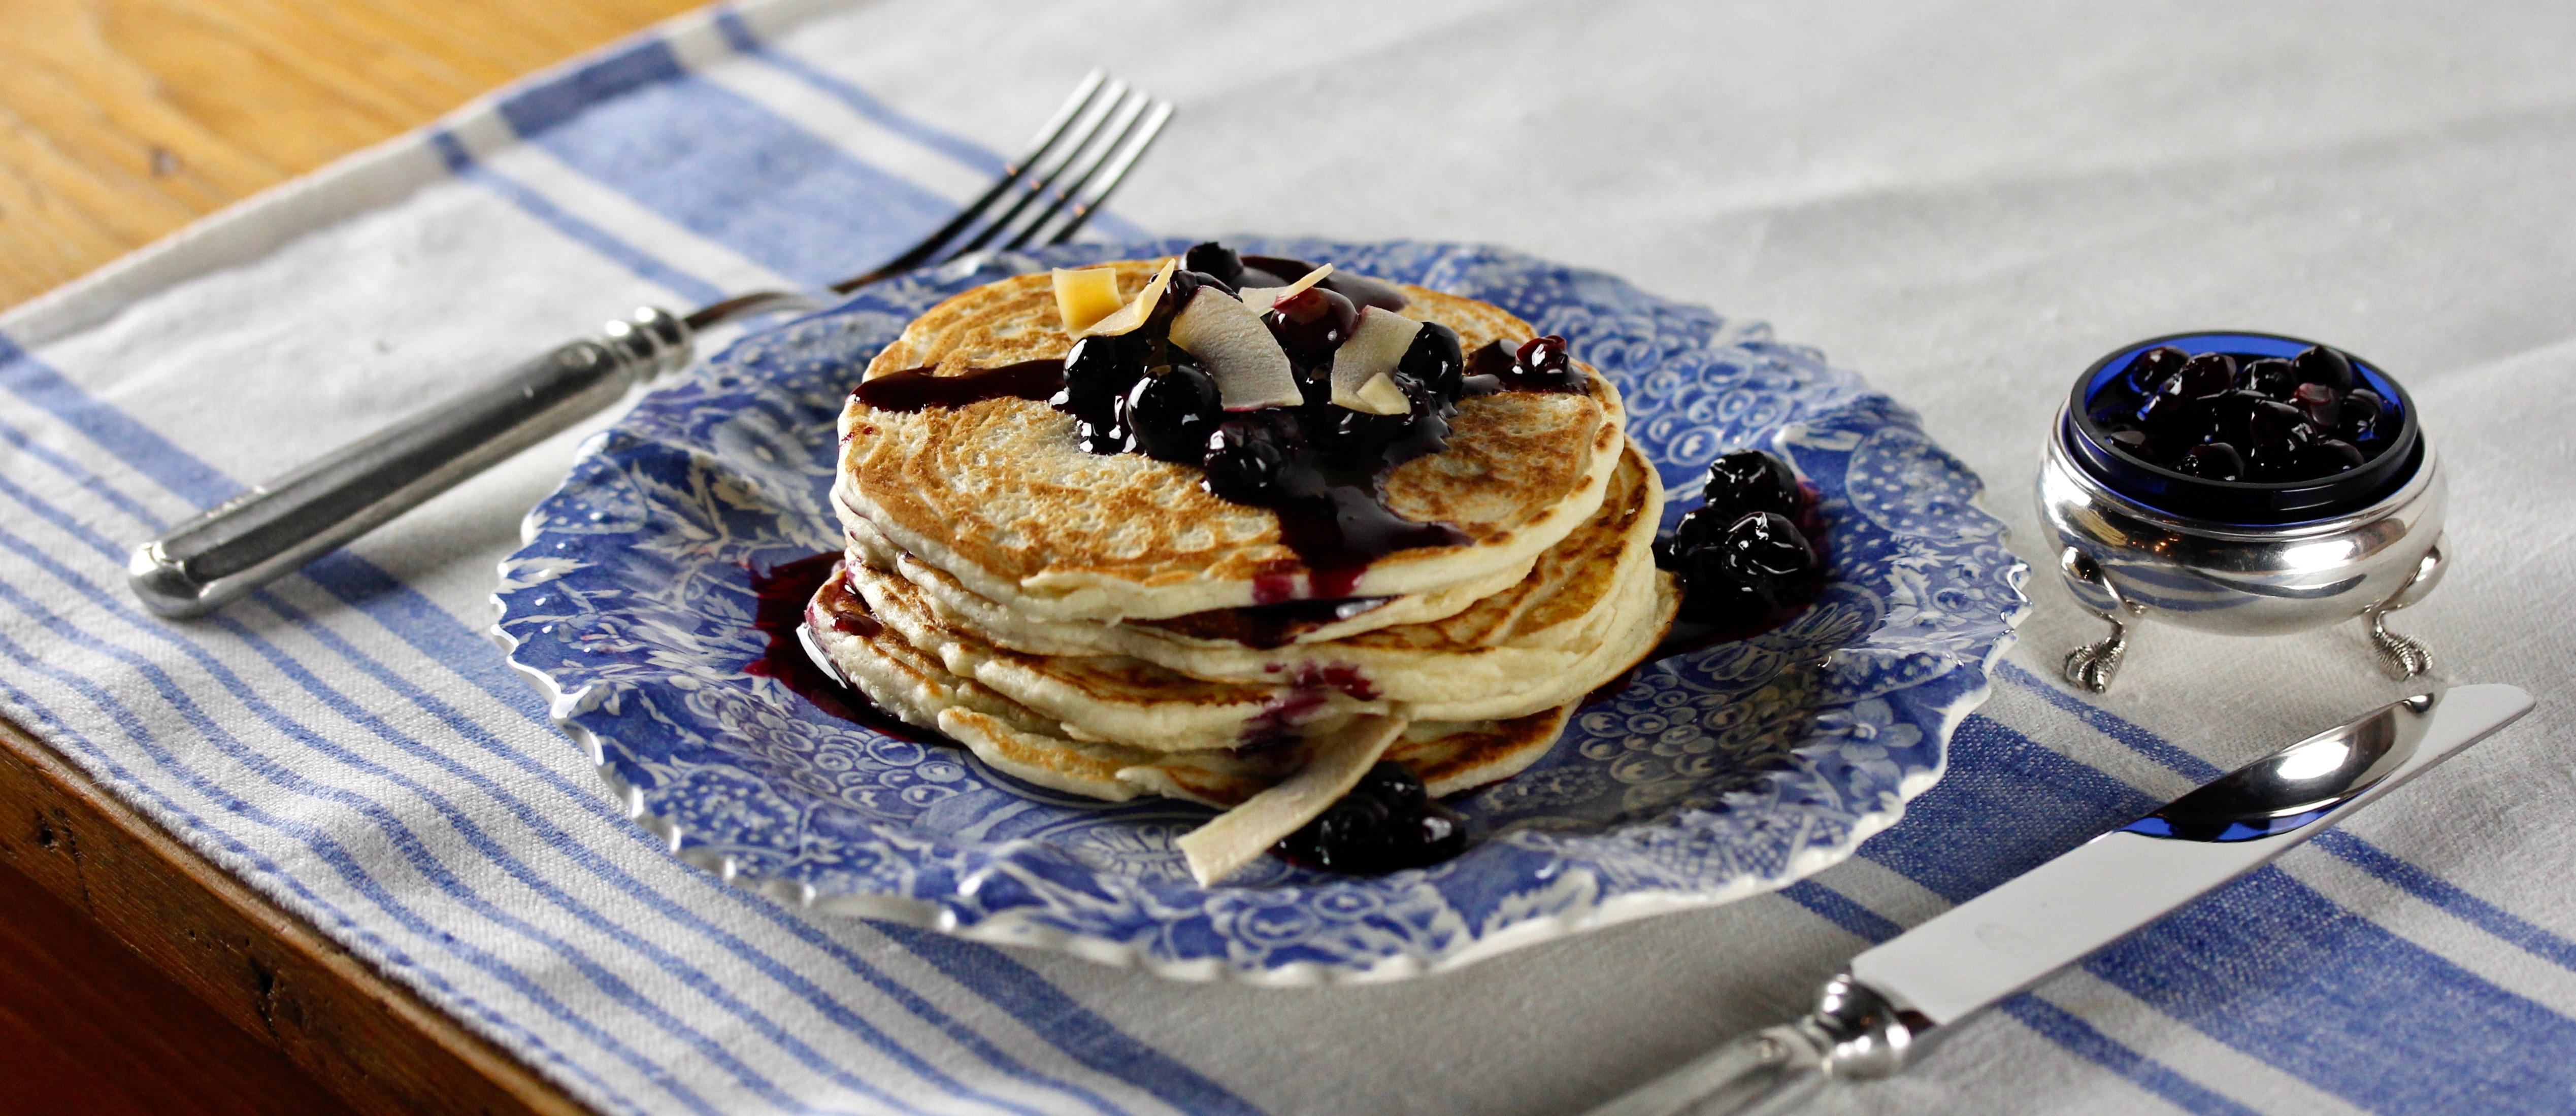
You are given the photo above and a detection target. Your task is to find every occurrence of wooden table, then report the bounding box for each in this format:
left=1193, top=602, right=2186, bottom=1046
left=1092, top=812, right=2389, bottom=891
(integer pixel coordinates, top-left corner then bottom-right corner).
left=0, top=3, right=704, bottom=1111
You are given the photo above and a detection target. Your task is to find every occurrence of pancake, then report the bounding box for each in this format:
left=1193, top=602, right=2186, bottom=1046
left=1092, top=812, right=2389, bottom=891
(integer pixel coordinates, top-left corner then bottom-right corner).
left=834, top=265, right=1629, bottom=621
left=839, top=443, right=1668, bottom=731
left=806, top=574, right=1582, bottom=808
left=841, top=508, right=1537, bottom=648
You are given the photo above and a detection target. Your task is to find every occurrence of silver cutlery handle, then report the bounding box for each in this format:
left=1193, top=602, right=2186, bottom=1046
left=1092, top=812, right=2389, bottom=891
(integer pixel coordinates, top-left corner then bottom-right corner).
left=1586, top=975, right=1919, bottom=1116
left=129, top=308, right=693, bottom=618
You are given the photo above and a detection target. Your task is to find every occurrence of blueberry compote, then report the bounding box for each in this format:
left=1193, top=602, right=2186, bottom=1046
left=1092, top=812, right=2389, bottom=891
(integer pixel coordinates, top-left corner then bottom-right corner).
left=744, top=553, right=935, bottom=745
left=1653, top=449, right=1831, bottom=650
left=1273, top=761, right=1468, bottom=873
left=2085, top=343, right=2387, bottom=484
left=2069, top=332, right=2420, bottom=525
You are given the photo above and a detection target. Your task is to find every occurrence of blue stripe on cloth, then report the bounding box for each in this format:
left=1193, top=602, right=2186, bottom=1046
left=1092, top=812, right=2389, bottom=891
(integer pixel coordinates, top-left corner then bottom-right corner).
left=0, top=474, right=1118, bottom=1116
left=0, top=332, right=236, bottom=507
left=2310, top=830, right=2576, bottom=974
left=1, top=339, right=1248, bottom=1110
left=1779, top=880, right=1901, bottom=944
left=1858, top=712, right=2160, bottom=902
left=0, top=330, right=557, bottom=729
left=428, top=130, right=731, bottom=306
left=0, top=621, right=692, bottom=1116
left=493, top=40, right=959, bottom=289
left=1994, top=660, right=2224, bottom=782
left=710, top=9, right=1006, bottom=178
left=1997, top=996, right=2266, bottom=1116
left=0, top=415, right=170, bottom=528
left=872, top=923, right=1267, bottom=1116
left=707, top=10, right=1155, bottom=245
left=0, top=530, right=878, bottom=1116
left=2088, top=866, right=2576, bottom=1115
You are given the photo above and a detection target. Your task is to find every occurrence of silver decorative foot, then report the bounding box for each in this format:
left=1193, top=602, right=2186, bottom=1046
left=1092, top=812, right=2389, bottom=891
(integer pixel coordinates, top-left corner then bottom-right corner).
left=2366, top=610, right=2433, bottom=681
left=2065, top=617, right=2131, bottom=694
left=2362, top=537, right=2445, bottom=682
left=2059, top=548, right=2142, bottom=694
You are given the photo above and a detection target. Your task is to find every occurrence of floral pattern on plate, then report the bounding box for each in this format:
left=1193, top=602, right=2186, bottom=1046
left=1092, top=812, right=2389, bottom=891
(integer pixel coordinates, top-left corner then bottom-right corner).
left=492, top=239, right=2030, bottom=984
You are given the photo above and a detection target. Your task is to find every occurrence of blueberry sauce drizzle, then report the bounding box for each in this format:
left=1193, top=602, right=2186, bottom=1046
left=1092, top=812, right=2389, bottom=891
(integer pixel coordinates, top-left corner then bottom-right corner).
left=743, top=554, right=932, bottom=745
left=852, top=358, right=1067, bottom=413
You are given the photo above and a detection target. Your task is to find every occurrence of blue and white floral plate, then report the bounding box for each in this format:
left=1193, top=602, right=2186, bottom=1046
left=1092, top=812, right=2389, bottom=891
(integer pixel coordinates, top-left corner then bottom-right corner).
left=493, top=239, right=2030, bottom=985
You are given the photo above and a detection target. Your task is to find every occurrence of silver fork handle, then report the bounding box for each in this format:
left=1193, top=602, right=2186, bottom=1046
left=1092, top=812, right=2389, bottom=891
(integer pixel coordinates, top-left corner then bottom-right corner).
left=128, top=307, right=693, bottom=618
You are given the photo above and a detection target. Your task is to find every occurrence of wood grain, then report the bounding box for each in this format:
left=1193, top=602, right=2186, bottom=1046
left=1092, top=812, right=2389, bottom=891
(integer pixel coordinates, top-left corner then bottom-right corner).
left=0, top=856, right=364, bottom=1116
left=0, top=0, right=706, bottom=312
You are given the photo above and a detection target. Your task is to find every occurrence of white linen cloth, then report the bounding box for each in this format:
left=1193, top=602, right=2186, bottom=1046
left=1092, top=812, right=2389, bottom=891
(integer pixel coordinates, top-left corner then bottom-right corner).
left=3, top=1, right=2571, bottom=1112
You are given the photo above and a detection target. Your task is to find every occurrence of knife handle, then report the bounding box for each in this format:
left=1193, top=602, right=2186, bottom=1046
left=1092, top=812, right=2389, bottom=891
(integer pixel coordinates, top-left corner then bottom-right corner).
left=127, top=308, right=693, bottom=618
left=1584, top=975, right=1919, bottom=1116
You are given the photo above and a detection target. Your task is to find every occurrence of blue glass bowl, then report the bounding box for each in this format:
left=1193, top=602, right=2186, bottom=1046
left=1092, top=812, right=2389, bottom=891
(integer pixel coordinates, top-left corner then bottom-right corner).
left=2063, top=330, right=2420, bottom=525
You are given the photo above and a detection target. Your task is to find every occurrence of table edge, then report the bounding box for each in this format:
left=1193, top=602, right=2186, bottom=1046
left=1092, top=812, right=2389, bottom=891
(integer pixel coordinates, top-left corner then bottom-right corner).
left=0, top=715, right=587, bottom=1116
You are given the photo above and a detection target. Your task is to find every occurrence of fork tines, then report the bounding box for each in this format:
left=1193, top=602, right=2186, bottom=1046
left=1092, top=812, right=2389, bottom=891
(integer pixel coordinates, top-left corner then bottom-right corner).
left=830, top=71, right=1174, bottom=294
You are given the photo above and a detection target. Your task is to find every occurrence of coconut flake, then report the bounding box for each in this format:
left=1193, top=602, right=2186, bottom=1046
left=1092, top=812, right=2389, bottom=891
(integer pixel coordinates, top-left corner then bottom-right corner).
left=1069, top=257, right=1176, bottom=339
left=1177, top=715, right=1407, bottom=885
left=1233, top=262, right=1334, bottom=312
left=1051, top=267, right=1125, bottom=334
left=1328, top=307, right=1425, bottom=412
left=1170, top=288, right=1302, bottom=411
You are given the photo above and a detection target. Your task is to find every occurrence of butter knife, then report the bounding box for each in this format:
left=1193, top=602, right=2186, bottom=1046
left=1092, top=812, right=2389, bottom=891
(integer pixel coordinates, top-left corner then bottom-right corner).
left=1586, top=683, right=2535, bottom=1116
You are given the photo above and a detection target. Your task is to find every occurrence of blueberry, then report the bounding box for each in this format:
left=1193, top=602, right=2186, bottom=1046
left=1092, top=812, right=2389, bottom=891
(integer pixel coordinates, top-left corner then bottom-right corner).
left=1724, top=511, right=1819, bottom=580
left=1264, top=287, right=1360, bottom=368
left=2239, top=358, right=2300, bottom=399
left=1397, top=321, right=1466, bottom=399
left=2137, top=378, right=2215, bottom=444
left=2292, top=382, right=2340, bottom=428
left=1315, top=374, right=1446, bottom=469
left=1202, top=415, right=1301, bottom=503
left=2339, top=388, right=2386, bottom=442
left=2242, top=396, right=2310, bottom=449
left=1117, top=363, right=1224, bottom=463
left=1274, top=760, right=1470, bottom=873
left=1356, top=761, right=1428, bottom=811
left=2293, top=345, right=2355, bottom=393
left=1672, top=539, right=1780, bottom=622
left=2127, top=346, right=2190, bottom=394
left=1053, top=333, right=1145, bottom=419
left=1700, top=450, right=1801, bottom=523
left=2305, top=437, right=2366, bottom=475
left=1672, top=512, right=1818, bottom=624
left=2173, top=352, right=2236, bottom=398
left=1183, top=243, right=1244, bottom=290
left=1305, top=794, right=1393, bottom=869
left=1151, top=272, right=1232, bottom=332
left=1510, top=334, right=1583, bottom=391
left=2176, top=442, right=2245, bottom=481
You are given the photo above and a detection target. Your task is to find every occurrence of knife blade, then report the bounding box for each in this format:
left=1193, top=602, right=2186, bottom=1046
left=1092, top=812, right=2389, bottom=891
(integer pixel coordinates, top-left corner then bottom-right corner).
left=1586, top=683, right=2534, bottom=1116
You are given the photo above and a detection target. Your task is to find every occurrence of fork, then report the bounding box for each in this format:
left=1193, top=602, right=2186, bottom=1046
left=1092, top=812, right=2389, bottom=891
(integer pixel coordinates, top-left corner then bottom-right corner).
left=130, top=72, right=1174, bottom=619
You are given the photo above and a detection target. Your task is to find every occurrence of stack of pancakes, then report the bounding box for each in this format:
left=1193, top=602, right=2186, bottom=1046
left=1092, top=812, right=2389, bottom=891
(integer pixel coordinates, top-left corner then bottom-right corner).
left=808, top=259, right=1677, bottom=881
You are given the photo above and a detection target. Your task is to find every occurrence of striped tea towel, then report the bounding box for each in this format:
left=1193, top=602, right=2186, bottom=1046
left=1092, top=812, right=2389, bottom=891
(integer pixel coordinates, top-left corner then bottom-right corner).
left=3, top=1, right=2571, bottom=1113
